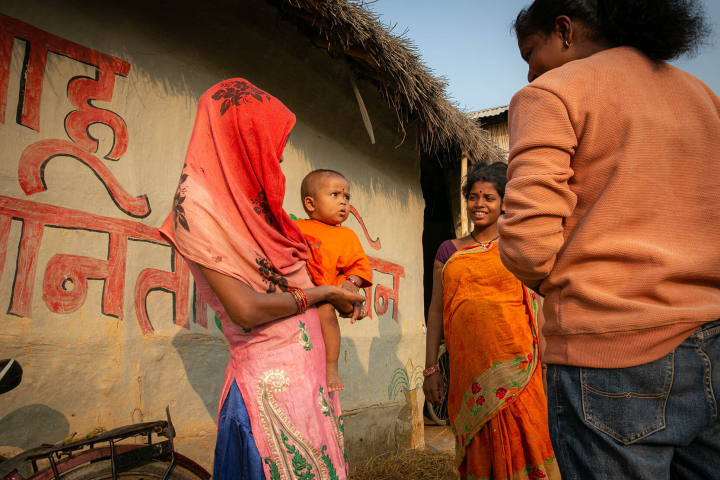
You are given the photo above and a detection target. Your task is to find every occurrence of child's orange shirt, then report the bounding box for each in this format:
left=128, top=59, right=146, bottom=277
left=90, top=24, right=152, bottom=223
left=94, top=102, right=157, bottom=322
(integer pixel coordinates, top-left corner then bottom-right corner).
left=294, top=219, right=372, bottom=288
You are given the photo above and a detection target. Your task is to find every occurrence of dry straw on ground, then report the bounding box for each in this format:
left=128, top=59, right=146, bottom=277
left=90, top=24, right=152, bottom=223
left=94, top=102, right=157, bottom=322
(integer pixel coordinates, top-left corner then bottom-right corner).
left=349, top=448, right=460, bottom=480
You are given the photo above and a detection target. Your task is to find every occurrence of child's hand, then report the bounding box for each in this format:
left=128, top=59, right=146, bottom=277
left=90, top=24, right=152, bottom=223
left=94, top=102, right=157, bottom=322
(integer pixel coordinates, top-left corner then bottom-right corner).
left=338, top=278, right=367, bottom=322
left=324, top=287, right=364, bottom=316
left=339, top=280, right=359, bottom=294
left=350, top=302, right=367, bottom=324
left=337, top=301, right=367, bottom=323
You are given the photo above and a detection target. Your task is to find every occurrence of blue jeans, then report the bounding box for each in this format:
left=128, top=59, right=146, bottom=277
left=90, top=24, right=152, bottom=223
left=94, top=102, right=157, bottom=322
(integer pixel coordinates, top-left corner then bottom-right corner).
left=547, top=319, right=720, bottom=479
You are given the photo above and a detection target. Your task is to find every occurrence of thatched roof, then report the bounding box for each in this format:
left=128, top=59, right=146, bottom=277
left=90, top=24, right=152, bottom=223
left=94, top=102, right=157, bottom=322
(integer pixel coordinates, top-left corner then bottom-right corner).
left=267, top=0, right=505, bottom=165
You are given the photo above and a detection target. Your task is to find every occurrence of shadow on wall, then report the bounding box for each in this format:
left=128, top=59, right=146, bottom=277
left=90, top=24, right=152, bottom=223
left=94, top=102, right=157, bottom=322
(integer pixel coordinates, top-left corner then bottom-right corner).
left=287, top=123, right=418, bottom=222
left=171, top=330, right=230, bottom=425
left=340, top=298, right=421, bottom=461
left=0, top=405, right=70, bottom=449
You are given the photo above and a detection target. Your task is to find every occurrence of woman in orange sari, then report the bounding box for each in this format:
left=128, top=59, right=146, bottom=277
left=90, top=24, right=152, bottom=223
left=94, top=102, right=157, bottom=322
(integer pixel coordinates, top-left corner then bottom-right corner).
left=423, top=162, right=559, bottom=480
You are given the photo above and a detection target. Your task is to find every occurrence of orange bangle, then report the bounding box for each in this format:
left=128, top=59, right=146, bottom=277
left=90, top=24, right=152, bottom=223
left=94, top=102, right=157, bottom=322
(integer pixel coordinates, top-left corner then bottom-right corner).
left=423, top=365, right=439, bottom=377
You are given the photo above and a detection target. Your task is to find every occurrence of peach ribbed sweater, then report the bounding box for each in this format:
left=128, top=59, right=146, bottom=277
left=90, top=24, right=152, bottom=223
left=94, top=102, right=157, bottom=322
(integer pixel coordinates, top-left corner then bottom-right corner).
left=498, top=47, right=720, bottom=368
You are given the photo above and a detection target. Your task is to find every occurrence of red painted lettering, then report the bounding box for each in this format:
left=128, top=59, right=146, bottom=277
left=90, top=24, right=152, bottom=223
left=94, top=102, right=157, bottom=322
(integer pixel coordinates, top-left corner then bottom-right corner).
left=0, top=195, right=193, bottom=333
left=134, top=250, right=190, bottom=334
left=66, top=70, right=129, bottom=160
left=350, top=205, right=381, bottom=251
left=42, top=233, right=126, bottom=317
left=18, top=139, right=150, bottom=218
left=0, top=13, right=130, bottom=133
left=0, top=215, right=11, bottom=282
left=7, top=219, right=43, bottom=317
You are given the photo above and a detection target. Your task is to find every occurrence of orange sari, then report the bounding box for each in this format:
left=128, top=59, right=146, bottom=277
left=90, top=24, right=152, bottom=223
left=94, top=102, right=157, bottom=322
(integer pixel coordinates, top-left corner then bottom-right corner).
left=443, top=244, right=559, bottom=480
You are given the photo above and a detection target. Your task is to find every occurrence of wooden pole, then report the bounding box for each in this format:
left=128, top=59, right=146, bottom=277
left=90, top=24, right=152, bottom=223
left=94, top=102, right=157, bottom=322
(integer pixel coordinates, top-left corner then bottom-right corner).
left=460, top=148, right=469, bottom=236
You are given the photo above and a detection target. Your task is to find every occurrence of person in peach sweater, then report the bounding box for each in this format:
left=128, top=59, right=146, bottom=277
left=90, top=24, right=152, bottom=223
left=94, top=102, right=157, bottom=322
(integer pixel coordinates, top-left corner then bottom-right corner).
left=499, top=0, right=720, bottom=478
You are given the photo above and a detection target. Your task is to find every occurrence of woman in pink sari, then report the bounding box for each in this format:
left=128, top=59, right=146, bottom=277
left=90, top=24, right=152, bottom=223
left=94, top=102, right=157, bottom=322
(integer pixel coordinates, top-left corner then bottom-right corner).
left=160, top=79, right=363, bottom=480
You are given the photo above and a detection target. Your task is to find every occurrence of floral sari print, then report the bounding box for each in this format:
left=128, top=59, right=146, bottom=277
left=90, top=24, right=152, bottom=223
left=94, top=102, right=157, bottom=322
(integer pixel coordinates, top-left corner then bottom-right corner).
left=160, top=79, right=347, bottom=479
left=442, top=243, right=559, bottom=480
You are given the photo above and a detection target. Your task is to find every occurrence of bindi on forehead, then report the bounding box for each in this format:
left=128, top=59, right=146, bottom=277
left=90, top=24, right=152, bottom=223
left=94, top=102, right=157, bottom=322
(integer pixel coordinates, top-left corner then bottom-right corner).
left=472, top=180, right=498, bottom=195
left=325, top=178, right=349, bottom=190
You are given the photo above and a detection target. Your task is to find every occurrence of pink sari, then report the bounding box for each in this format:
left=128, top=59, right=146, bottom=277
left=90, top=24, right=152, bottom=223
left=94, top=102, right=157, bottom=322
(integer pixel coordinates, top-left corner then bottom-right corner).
left=160, top=79, right=346, bottom=479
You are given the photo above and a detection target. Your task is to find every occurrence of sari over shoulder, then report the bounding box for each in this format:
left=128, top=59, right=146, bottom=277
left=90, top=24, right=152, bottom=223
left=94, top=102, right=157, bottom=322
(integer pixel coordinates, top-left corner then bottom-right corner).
left=443, top=243, right=558, bottom=479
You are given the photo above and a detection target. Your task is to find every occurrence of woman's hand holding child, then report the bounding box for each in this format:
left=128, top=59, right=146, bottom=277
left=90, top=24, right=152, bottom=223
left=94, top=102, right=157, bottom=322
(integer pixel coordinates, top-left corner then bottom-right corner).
left=322, top=286, right=364, bottom=318
left=339, top=275, right=366, bottom=323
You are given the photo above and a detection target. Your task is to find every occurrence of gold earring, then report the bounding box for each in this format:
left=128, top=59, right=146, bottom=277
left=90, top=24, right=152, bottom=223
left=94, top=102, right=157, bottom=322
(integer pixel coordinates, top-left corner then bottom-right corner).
left=565, top=40, right=571, bottom=48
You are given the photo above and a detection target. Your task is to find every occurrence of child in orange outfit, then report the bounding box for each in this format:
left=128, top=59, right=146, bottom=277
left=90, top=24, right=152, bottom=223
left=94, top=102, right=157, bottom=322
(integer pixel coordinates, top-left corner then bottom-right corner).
left=295, top=169, right=372, bottom=392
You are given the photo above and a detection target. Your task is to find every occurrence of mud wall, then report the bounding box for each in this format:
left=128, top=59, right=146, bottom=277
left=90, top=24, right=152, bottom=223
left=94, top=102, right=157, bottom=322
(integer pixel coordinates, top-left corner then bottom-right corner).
left=0, top=0, right=426, bottom=471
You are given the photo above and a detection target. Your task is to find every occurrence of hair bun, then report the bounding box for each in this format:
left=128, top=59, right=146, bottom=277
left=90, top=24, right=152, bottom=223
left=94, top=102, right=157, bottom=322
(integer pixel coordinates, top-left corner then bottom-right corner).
left=514, top=0, right=711, bottom=62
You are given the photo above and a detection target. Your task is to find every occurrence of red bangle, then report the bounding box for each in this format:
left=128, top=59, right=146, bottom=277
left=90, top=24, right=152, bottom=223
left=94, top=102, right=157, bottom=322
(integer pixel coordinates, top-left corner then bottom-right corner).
left=346, top=278, right=360, bottom=289
left=423, top=365, right=439, bottom=377
left=287, top=287, right=308, bottom=314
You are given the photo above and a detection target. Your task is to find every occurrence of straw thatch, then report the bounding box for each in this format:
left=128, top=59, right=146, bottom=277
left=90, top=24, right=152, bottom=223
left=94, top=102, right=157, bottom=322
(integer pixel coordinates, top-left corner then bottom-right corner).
left=349, top=448, right=460, bottom=479
left=267, top=0, right=505, bottom=165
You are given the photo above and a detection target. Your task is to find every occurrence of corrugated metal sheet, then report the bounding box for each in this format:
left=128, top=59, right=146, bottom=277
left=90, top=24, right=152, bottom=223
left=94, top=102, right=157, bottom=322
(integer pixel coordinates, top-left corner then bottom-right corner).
left=465, top=105, right=509, bottom=120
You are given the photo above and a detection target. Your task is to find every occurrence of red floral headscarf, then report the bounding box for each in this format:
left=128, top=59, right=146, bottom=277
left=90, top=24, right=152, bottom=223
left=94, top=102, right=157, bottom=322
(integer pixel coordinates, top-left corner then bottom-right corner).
left=160, top=79, right=311, bottom=293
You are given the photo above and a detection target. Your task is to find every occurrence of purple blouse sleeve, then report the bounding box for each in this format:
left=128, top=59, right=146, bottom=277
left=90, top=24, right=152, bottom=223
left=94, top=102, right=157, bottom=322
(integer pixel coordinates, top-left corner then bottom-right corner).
left=435, top=240, right=458, bottom=265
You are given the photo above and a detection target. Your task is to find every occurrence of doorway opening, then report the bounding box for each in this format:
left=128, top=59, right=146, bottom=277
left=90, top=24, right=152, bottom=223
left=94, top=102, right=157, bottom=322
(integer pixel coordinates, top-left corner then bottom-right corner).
left=419, top=154, right=455, bottom=321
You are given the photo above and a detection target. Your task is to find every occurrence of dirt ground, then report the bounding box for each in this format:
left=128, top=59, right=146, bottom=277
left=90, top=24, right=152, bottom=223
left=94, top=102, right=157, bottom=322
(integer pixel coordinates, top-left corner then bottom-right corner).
left=424, top=424, right=455, bottom=453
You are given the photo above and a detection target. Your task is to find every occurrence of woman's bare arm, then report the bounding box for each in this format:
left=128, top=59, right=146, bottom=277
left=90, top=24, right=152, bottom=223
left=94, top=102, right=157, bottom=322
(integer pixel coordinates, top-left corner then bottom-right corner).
left=425, top=261, right=445, bottom=368
left=198, top=265, right=363, bottom=330
left=423, top=260, right=446, bottom=406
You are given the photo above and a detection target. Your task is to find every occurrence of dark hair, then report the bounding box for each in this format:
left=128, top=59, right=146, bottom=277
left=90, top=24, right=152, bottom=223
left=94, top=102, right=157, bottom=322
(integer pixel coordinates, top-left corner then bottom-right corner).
left=513, top=0, right=712, bottom=61
left=300, top=169, right=347, bottom=202
left=462, top=162, right=509, bottom=201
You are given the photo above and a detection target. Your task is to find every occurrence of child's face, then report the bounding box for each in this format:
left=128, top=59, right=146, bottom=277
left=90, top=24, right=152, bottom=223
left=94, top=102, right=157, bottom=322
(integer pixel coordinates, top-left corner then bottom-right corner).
left=467, top=180, right=504, bottom=229
left=305, top=177, right=351, bottom=225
